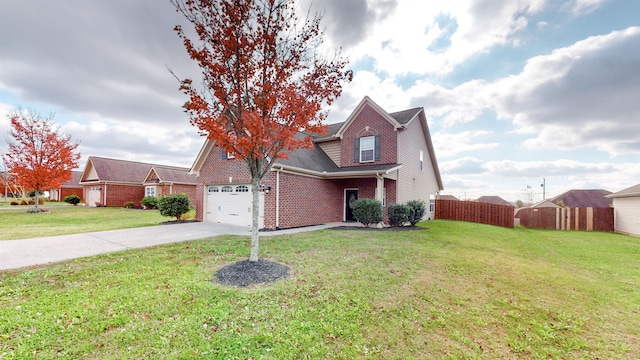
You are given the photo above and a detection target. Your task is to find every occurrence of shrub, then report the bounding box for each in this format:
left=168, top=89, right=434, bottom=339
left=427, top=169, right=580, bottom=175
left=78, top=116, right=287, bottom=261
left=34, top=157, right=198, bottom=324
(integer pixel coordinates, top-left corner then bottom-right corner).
left=140, top=196, right=159, bottom=210
left=63, top=194, right=81, bottom=206
left=352, top=198, right=383, bottom=227
left=123, top=201, right=136, bottom=209
left=388, top=203, right=410, bottom=227
left=158, top=193, right=191, bottom=221
left=406, top=200, right=426, bottom=226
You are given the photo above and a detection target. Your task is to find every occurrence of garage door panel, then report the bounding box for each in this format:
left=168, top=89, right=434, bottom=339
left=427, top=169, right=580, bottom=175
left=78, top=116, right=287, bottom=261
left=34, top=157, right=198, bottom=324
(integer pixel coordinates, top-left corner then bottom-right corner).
left=206, top=185, right=264, bottom=227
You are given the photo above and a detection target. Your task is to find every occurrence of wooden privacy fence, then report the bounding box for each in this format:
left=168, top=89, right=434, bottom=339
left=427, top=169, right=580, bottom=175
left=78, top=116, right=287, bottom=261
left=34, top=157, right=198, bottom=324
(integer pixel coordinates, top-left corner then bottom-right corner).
left=516, top=207, right=614, bottom=232
left=435, top=200, right=514, bottom=228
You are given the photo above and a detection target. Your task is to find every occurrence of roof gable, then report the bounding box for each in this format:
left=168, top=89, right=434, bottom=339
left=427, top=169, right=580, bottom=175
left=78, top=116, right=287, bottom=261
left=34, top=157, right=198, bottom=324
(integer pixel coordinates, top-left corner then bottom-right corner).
left=81, top=157, right=175, bottom=185
left=333, top=96, right=404, bottom=139
left=145, top=165, right=196, bottom=185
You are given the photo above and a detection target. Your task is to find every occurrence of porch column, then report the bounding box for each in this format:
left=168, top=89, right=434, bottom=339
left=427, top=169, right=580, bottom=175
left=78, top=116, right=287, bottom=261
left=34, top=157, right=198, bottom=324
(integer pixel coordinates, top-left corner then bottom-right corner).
left=375, top=175, right=384, bottom=203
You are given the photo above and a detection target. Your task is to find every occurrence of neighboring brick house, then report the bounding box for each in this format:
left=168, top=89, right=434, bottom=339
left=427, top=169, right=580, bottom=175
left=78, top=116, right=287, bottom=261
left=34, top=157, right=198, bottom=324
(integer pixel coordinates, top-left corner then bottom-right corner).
left=49, top=170, right=83, bottom=202
left=190, top=96, right=444, bottom=229
left=79, top=156, right=196, bottom=207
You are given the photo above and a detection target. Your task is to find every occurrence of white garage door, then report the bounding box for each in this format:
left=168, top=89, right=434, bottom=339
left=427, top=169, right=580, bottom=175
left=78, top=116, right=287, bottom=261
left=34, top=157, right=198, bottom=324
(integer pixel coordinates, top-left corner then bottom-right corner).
left=206, top=185, right=264, bottom=227
left=86, top=187, right=101, bottom=207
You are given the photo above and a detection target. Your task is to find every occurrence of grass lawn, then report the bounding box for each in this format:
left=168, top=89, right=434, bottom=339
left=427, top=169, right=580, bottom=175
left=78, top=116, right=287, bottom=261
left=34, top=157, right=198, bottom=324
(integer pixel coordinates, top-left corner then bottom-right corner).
left=1, top=220, right=640, bottom=359
left=0, top=206, right=169, bottom=240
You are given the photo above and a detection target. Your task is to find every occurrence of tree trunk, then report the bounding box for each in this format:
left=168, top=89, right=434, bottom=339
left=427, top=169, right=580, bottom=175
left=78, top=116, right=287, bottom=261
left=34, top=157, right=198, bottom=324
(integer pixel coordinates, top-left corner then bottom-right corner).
left=34, top=190, right=40, bottom=212
left=250, top=179, right=260, bottom=262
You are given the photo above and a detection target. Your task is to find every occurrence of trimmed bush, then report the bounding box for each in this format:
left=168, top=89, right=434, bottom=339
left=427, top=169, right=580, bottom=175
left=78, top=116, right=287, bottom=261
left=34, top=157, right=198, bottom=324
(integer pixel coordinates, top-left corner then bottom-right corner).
left=388, top=204, right=410, bottom=227
left=158, top=193, right=191, bottom=221
left=63, top=194, right=81, bottom=206
left=406, top=200, right=426, bottom=226
left=140, top=196, right=159, bottom=209
left=352, top=198, right=383, bottom=227
left=123, top=201, right=135, bottom=209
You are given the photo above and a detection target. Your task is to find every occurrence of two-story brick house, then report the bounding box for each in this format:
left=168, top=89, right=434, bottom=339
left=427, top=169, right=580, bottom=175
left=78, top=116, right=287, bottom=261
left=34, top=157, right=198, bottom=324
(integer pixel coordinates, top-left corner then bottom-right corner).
left=190, top=96, right=444, bottom=229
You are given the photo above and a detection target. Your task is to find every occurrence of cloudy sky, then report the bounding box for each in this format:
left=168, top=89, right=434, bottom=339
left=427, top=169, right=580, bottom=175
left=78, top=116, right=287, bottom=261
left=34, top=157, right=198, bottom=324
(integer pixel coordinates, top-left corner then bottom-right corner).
left=1, top=0, right=639, bottom=203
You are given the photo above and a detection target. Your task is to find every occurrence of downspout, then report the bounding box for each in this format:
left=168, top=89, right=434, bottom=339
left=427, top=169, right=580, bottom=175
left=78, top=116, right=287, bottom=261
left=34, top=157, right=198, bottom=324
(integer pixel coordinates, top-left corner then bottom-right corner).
left=275, top=166, right=282, bottom=229
left=103, top=182, right=107, bottom=206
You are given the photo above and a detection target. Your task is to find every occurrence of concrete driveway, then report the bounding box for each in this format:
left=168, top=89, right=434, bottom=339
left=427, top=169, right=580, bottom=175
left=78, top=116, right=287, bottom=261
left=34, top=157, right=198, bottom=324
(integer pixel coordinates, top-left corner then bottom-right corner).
left=0, top=221, right=342, bottom=271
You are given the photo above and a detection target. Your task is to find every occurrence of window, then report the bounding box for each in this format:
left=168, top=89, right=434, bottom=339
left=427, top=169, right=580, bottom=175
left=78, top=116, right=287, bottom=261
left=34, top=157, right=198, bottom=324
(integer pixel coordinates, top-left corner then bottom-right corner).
left=235, top=185, right=249, bottom=192
left=208, top=186, right=219, bottom=193
left=221, top=185, right=233, bottom=192
left=429, top=194, right=435, bottom=213
left=145, top=186, right=156, bottom=197
left=359, top=136, right=375, bottom=162
left=419, top=150, right=424, bottom=171
left=354, top=135, right=381, bottom=163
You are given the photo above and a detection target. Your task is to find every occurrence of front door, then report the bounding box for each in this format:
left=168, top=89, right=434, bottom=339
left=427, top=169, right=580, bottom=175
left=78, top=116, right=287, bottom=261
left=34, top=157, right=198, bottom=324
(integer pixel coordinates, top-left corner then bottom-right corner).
left=345, top=189, right=358, bottom=222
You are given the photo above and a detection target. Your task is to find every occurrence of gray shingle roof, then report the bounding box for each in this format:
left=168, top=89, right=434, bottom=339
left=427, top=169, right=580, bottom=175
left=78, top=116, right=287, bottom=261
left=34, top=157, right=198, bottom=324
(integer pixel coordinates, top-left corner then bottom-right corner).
left=61, top=171, right=83, bottom=186
left=150, top=166, right=196, bottom=184
left=477, top=196, right=514, bottom=207
left=389, top=107, right=422, bottom=124
left=548, top=189, right=612, bottom=207
left=607, top=183, right=640, bottom=198
left=83, top=157, right=192, bottom=185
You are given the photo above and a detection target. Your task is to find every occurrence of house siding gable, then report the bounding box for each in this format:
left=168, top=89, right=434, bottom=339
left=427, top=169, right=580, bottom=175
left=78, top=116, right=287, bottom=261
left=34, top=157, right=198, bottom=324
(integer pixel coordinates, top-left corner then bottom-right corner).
left=340, top=103, right=398, bottom=167
left=397, top=115, right=440, bottom=218
left=613, top=197, right=640, bottom=236
left=317, top=140, right=341, bottom=165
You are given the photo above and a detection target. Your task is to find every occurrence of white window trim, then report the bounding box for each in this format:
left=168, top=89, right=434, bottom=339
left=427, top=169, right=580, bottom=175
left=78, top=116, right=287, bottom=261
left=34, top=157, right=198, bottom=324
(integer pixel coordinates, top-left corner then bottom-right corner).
left=359, top=136, right=375, bottom=163
left=145, top=186, right=156, bottom=197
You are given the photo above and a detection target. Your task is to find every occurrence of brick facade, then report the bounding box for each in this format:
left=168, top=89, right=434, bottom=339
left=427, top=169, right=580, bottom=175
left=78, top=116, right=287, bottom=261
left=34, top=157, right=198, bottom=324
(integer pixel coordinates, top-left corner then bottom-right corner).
left=341, top=104, right=398, bottom=167
left=159, top=184, right=197, bottom=205
left=194, top=150, right=398, bottom=228
left=104, top=184, right=146, bottom=207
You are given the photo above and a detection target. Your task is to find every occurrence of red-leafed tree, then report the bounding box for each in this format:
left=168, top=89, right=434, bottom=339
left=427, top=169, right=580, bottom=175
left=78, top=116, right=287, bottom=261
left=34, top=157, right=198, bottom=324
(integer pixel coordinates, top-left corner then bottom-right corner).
left=172, top=0, right=352, bottom=261
left=4, top=109, right=80, bottom=212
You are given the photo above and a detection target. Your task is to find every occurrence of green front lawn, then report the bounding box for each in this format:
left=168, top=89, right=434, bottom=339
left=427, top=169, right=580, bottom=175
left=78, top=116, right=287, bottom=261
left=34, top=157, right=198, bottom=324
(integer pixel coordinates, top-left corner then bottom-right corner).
left=0, top=206, right=168, bottom=240
left=1, top=220, right=639, bottom=359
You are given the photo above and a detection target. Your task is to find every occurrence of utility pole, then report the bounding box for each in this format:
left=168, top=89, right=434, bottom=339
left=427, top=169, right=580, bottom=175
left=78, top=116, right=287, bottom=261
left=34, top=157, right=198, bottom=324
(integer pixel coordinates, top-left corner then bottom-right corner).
left=540, top=177, right=546, bottom=200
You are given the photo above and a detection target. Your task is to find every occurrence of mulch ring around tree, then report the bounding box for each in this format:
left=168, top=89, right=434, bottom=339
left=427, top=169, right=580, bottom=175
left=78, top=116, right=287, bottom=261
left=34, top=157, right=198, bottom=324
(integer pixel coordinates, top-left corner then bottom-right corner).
left=215, top=259, right=290, bottom=287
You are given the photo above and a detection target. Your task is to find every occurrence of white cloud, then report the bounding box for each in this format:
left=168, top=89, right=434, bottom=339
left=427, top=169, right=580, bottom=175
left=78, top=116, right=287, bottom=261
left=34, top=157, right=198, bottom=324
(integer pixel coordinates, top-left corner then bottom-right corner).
left=563, top=0, right=610, bottom=16
left=493, top=27, right=640, bottom=155
left=408, top=79, right=491, bottom=127
left=432, top=131, right=499, bottom=158
left=342, top=0, right=547, bottom=77
left=61, top=120, right=201, bottom=168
